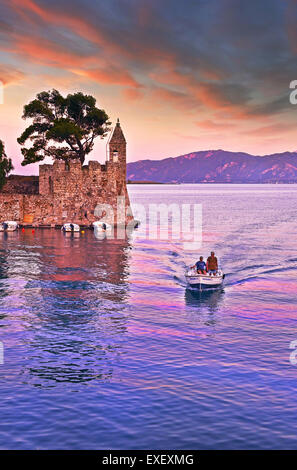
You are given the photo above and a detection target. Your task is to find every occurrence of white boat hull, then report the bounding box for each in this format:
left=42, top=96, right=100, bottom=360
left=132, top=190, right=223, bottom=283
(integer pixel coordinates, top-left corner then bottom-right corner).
left=92, top=222, right=112, bottom=232
left=185, top=269, right=224, bottom=289
left=62, top=223, right=80, bottom=232
left=0, top=221, right=18, bottom=231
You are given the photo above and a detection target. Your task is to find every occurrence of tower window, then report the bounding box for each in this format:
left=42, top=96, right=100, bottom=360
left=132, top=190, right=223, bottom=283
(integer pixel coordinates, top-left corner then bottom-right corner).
left=49, top=176, right=53, bottom=193
left=113, top=150, right=119, bottom=162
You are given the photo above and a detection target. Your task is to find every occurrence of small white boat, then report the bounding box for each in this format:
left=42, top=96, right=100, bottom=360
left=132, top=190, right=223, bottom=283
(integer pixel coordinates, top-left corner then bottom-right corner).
left=61, top=223, right=80, bottom=232
left=185, top=267, right=225, bottom=289
left=0, top=221, right=18, bottom=232
left=92, top=221, right=112, bottom=232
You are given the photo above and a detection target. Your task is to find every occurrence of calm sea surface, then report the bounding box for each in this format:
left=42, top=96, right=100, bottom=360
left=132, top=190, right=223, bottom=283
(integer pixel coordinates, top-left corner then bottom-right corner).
left=0, top=184, right=297, bottom=449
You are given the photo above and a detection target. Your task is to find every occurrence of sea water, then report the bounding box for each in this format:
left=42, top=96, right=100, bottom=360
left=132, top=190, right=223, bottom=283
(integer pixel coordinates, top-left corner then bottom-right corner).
left=0, top=184, right=296, bottom=449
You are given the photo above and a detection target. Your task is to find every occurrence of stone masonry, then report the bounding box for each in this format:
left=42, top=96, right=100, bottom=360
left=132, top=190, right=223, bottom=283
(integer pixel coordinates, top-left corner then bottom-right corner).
left=0, top=120, right=133, bottom=227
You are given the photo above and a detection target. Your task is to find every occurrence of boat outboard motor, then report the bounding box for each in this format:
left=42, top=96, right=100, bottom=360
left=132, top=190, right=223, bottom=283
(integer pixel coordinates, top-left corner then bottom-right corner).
left=3, top=222, right=8, bottom=231
left=102, top=223, right=106, bottom=231
left=70, top=223, right=74, bottom=232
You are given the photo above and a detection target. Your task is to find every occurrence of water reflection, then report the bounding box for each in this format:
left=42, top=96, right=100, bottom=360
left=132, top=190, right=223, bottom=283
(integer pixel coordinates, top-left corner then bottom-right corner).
left=0, top=231, right=17, bottom=280
left=185, top=287, right=224, bottom=314
left=0, top=230, right=132, bottom=385
left=0, top=254, right=8, bottom=281
left=0, top=232, right=8, bottom=242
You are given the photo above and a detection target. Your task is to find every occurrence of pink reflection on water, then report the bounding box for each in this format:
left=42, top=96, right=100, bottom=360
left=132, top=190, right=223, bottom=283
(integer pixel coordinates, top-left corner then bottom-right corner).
left=130, top=278, right=173, bottom=287
left=131, top=295, right=184, bottom=309
left=132, top=263, right=168, bottom=276
left=233, top=277, right=297, bottom=295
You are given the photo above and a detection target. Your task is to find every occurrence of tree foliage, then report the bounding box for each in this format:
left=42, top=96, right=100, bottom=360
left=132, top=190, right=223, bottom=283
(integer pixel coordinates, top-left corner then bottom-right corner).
left=18, top=89, right=111, bottom=166
left=0, top=140, right=13, bottom=190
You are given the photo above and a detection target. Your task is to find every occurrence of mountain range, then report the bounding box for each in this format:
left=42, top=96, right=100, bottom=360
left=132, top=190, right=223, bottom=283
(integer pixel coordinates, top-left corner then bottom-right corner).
left=127, top=150, right=297, bottom=183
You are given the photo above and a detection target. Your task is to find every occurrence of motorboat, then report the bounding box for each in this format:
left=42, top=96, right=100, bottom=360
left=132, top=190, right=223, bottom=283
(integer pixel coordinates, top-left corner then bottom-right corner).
left=61, top=223, right=80, bottom=232
left=92, top=221, right=112, bottom=232
left=185, top=267, right=225, bottom=289
left=0, top=221, right=18, bottom=232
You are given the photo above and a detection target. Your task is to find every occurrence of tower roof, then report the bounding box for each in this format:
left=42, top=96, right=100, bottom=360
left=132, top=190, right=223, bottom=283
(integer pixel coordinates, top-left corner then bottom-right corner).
left=109, top=118, right=126, bottom=144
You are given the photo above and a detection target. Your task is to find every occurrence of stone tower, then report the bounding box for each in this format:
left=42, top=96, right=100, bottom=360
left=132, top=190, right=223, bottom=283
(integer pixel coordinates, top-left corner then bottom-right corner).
left=109, top=118, right=127, bottom=179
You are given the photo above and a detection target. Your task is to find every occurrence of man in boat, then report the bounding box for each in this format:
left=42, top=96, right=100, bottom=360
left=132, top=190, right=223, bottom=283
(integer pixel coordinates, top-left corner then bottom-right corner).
left=192, top=256, right=207, bottom=274
left=206, top=251, right=218, bottom=275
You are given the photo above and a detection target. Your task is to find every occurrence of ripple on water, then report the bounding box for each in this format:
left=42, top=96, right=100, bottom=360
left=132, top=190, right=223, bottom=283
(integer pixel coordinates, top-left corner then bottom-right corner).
left=0, top=185, right=297, bottom=449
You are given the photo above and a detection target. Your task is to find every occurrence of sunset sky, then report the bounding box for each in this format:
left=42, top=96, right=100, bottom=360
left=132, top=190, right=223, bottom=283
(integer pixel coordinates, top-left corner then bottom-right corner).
left=1, top=0, right=297, bottom=174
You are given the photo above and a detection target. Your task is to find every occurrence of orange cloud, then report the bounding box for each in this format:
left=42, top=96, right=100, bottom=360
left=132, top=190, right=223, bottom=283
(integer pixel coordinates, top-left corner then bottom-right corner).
left=0, top=65, right=25, bottom=85
left=150, top=69, right=193, bottom=88
left=11, top=0, right=235, bottom=111
left=193, top=83, right=237, bottom=111
left=5, top=32, right=140, bottom=88
left=8, top=0, right=148, bottom=90
left=6, top=34, right=97, bottom=68
left=149, top=67, right=252, bottom=117
left=122, top=88, right=144, bottom=100
left=150, top=67, right=225, bottom=90
left=10, top=0, right=181, bottom=71
left=196, top=119, right=236, bottom=129
left=6, top=0, right=287, bottom=128
left=71, top=68, right=140, bottom=88
left=10, top=0, right=133, bottom=60
left=151, top=87, right=198, bottom=111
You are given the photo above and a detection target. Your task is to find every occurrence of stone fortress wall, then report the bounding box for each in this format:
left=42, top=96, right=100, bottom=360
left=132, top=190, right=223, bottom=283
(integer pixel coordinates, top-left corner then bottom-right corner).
left=0, top=120, right=132, bottom=226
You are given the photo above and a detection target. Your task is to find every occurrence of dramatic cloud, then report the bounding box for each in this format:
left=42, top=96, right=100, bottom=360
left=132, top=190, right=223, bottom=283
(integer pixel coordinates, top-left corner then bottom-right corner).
left=0, top=0, right=297, bottom=165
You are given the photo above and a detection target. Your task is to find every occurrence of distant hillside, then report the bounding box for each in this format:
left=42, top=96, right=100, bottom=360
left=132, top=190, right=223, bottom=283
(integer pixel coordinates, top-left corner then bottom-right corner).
left=127, top=150, right=297, bottom=183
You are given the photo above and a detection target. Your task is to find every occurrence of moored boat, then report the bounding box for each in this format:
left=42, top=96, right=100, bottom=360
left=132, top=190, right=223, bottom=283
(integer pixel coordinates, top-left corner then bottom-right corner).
left=0, top=221, right=18, bottom=232
left=61, top=223, right=80, bottom=232
left=92, top=221, right=112, bottom=232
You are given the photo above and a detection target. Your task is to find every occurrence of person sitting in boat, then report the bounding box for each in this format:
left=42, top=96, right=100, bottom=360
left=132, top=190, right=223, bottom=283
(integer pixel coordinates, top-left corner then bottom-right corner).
left=207, top=251, right=218, bottom=275
left=192, top=256, right=207, bottom=274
